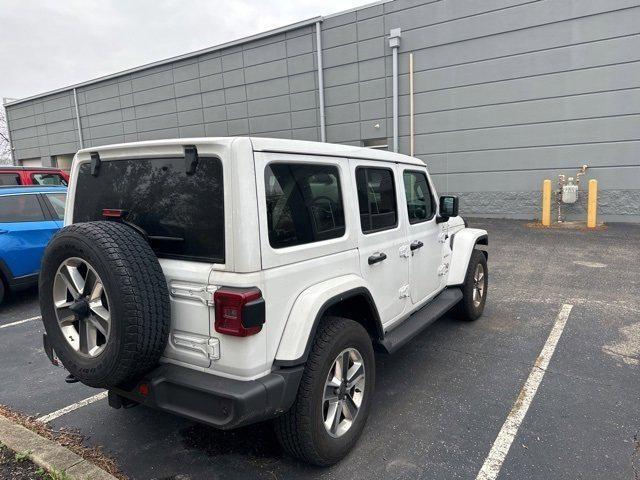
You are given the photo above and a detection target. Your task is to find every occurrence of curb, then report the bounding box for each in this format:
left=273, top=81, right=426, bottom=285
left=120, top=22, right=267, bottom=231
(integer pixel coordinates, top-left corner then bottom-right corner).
left=0, top=414, right=117, bottom=480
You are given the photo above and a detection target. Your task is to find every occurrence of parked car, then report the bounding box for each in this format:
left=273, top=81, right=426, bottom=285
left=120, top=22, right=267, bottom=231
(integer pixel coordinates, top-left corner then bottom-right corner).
left=0, top=166, right=70, bottom=186
left=39, top=138, right=488, bottom=465
left=0, top=186, right=66, bottom=304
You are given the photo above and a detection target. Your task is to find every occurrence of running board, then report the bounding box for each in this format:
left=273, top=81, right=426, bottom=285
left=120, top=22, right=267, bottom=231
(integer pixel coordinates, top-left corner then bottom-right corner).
left=378, top=288, right=463, bottom=354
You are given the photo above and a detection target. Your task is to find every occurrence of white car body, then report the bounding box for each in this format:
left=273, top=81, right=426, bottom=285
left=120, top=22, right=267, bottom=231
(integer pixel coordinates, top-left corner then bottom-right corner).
left=65, top=137, right=487, bottom=383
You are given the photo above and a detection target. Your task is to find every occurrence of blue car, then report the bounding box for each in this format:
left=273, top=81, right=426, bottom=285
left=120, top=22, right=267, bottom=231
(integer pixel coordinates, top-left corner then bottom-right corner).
left=0, top=186, right=66, bottom=304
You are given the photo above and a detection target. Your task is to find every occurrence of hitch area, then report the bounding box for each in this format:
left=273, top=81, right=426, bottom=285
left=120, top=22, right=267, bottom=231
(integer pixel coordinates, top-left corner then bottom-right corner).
left=108, top=391, right=139, bottom=410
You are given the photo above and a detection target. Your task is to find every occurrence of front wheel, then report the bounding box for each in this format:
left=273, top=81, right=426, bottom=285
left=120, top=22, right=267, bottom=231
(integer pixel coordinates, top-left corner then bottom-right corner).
left=453, top=249, right=488, bottom=321
left=274, top=316, right=375, bottom=466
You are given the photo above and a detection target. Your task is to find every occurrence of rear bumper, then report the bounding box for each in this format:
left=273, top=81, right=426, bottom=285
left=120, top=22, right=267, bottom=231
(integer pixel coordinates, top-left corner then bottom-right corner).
left=108, top=363, right=304, bottom=430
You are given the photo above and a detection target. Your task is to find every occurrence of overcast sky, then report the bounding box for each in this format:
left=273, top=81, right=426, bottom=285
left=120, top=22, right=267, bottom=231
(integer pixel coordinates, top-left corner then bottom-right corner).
left=0, top=0, right=369, bottom=102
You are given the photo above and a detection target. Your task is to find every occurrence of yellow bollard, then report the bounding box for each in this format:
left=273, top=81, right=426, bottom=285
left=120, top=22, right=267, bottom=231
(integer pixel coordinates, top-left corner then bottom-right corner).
left=542, top=179, right=552, bottom=226
left=587, top=179, right=598, bottom=228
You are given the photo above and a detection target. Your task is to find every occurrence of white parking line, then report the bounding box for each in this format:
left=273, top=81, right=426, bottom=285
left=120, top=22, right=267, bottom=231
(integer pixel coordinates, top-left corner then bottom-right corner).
left=37, top=391, right=108, bottom=423
left=0, top=315, right=41, bottom=329
left=476, top=303, right=574, bottom=480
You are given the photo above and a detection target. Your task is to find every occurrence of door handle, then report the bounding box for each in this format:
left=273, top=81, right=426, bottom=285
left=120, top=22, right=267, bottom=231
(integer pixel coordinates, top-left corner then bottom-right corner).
left=368, top=252, right=387, bottom=265
left=410, top=240, right=424, bottom=251
left=0, top=229, right=7, bottom=234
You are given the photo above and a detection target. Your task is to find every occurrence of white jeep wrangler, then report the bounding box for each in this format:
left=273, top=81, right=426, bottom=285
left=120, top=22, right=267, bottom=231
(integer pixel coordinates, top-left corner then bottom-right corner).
left=39, top=137, right=488, bottom=465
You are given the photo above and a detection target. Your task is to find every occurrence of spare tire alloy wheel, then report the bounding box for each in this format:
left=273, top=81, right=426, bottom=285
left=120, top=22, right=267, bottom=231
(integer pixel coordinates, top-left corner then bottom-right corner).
left=40, top=221, right=170, bottom=389
left=54, top=257, right=111, bottom=358
left=323, top=348, right=366, bottom=438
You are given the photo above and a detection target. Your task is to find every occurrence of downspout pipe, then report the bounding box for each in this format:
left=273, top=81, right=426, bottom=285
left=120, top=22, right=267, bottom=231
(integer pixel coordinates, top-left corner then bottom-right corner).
left=315, top=21, right=326, bottom=142
left=72, top=88, right=84, bottom=149
left=389, top=28, right=401, bottom=153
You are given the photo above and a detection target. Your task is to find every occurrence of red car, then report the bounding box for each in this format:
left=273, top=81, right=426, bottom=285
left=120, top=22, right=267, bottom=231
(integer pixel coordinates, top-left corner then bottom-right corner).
left=0, top=166, right=69, bottom=186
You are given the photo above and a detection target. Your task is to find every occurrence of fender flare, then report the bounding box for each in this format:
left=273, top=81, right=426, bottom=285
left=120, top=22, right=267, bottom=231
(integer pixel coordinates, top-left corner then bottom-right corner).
left=446, top=228, right=488, bottom=286
left=274, top=274, right=382, bottom=366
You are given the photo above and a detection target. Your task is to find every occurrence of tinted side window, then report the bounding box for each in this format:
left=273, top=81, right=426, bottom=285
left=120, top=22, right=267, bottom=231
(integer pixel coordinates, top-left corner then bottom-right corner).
left=45, top=193, right=66, bottom=220
left=265, top=163, right=345, bottom=248
left=0, top=195, right=46, bottom=222
left=0, top=173, right=20, bottom=185
left=356, top=167, right=397, bottom=233
left=32, top=173, right=67, bottom=186
left=403, top=171, right=434, bottom=223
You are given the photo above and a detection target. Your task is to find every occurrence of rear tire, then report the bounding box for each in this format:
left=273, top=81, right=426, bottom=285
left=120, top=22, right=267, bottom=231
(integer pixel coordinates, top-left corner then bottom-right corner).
left=0, top=277, right=5, bottom=305
left=274, top=317, right=375, bottom=466
left=453, top=249, right=488, bottom=321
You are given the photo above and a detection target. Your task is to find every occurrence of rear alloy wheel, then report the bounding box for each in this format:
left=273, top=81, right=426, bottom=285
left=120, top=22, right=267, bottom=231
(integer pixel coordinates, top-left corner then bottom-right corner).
left=53, top=257, right=111, bottom=358
left=322, top=348, right=366, bottom=438
left=274, top=316, right=375, bottom=466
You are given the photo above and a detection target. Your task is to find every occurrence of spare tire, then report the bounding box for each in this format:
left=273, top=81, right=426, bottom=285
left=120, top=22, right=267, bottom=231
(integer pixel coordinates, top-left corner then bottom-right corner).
left=39, top=221, right=170, bottom=389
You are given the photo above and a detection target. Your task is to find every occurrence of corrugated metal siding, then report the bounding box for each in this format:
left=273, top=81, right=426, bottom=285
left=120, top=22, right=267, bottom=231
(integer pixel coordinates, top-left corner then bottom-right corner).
left=6, top=0, right=640, bottom=220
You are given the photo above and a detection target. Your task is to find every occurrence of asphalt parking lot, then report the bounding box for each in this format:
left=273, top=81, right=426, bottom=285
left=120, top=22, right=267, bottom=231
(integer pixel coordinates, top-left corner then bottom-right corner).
left=1, top=218, right=638, bottom=480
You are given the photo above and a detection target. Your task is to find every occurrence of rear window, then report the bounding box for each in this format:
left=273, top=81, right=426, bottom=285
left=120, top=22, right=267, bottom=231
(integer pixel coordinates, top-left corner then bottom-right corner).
left=0, top=194, right=46, bottom=222
left=0, top=173, right=20, bottom=185
left=45, top=193, right=66, bottom=220
left=32, top=173, right=68, bottom=186
left=73, top=157, right=224, bottom=263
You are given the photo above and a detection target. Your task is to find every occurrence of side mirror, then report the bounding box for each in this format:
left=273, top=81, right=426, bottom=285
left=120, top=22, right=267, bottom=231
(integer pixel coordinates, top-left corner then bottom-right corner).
left=437, top=195, right=459, bottom=223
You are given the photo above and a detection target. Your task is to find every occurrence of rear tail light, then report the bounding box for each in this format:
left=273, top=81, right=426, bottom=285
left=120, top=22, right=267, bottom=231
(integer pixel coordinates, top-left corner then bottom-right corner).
left=214, top=287, right=265, bottom=337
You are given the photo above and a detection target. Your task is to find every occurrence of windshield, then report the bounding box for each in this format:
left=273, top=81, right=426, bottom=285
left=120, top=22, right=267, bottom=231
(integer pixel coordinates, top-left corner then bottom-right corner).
left=73, top=156, right=224, bottom=263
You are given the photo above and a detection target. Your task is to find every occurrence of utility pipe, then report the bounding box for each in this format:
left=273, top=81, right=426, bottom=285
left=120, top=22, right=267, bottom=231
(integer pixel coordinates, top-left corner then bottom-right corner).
left=315, top=21, right=326, bottom=142
left=409, top=52, right=414, bottom=157
left=542, top=179, right=552, bottom=226
left=587, top=179, right=598, bottom=228
left=72, top=88, right=84, bottom=149
left=389, top=28, right=401, bottom=153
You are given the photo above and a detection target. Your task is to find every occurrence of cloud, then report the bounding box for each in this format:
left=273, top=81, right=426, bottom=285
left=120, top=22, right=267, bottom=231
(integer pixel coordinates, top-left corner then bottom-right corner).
left=0, top=0, right=370, bottom=100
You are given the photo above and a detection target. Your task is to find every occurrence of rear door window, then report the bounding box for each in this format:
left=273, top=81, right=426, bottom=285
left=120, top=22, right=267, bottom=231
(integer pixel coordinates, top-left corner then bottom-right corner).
left=356, top=167, right=398, bottom=233
left=73, top=157, right=224, bottom=263
left=265, top=163, right=345, bottom=248
left=0, top=173, right=20, bottom=185
left=0, top=195, right=46, bottom=222
left=32, top=173, right=68, bottom=186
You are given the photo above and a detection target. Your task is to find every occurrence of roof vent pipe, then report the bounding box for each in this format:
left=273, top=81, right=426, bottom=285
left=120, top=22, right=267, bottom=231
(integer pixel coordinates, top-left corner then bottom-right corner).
left=389, top=28, right=401, bottom=153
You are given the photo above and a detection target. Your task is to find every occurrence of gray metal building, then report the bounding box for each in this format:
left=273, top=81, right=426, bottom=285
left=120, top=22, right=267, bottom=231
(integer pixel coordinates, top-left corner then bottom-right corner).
left=5, top=0, right=640, bottom=222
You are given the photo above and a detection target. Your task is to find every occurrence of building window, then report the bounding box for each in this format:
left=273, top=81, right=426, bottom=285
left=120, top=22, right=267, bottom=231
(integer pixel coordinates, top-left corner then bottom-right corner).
left=362, top=138, right=388, bottom=150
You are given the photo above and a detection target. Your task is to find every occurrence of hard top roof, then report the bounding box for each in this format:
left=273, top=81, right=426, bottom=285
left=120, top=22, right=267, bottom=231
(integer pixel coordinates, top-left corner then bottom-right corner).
left=77, top=137, right=426, bottom=167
